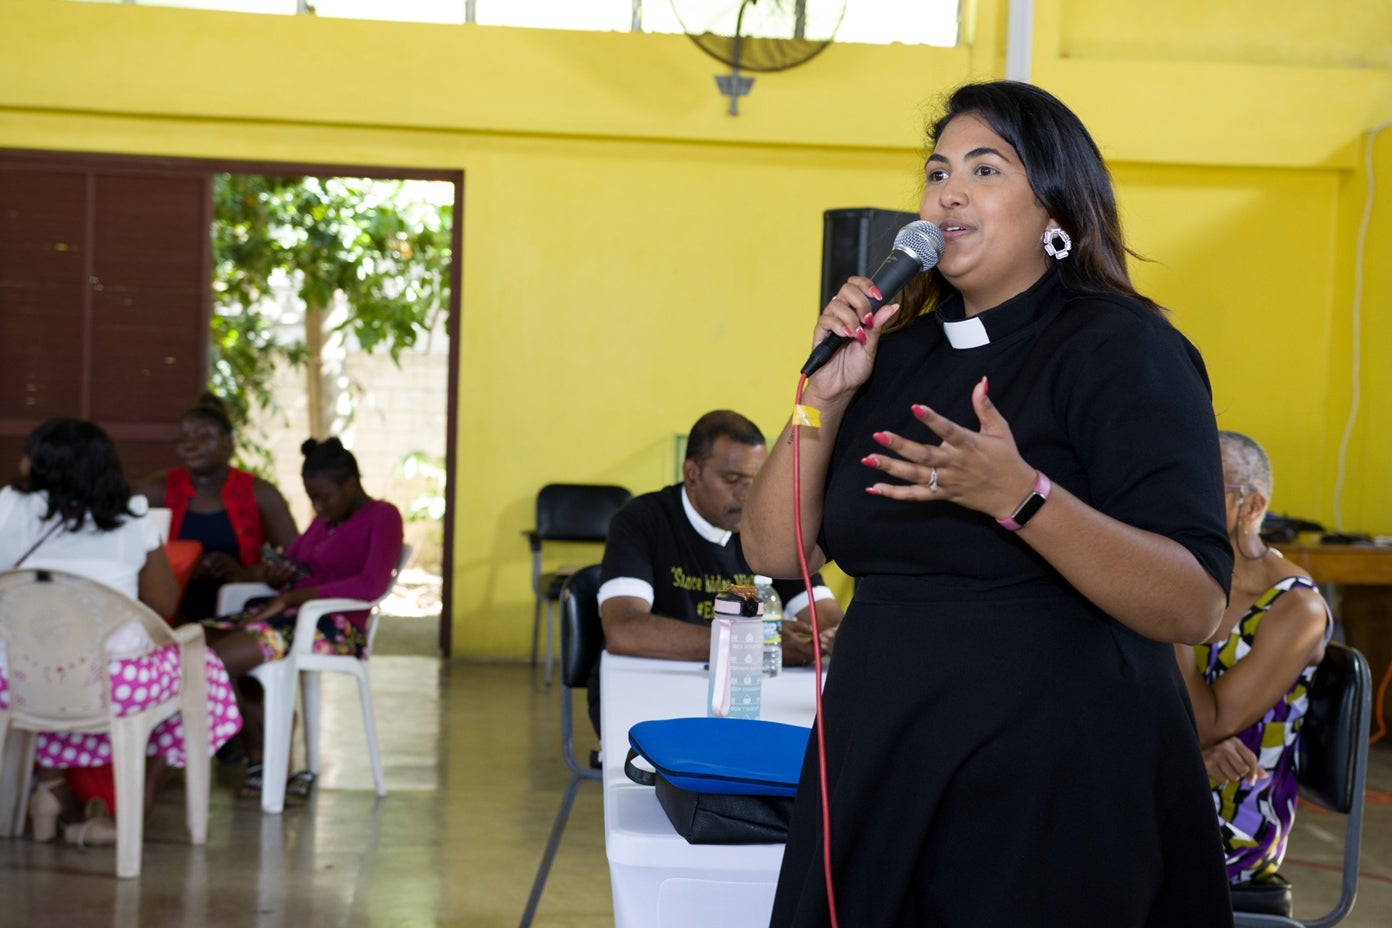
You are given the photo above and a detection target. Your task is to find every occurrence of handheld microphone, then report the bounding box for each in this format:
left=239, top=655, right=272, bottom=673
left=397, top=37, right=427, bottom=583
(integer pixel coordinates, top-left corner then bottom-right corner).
left=800, top=220, right=946, bottom=377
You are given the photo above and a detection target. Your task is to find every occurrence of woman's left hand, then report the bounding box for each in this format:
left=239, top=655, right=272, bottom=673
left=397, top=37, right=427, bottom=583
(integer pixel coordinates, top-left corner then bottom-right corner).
left=1202, top=736, right=1267, bottom=786
left=860, top=377, right=1037, bottom=521
left=195, top=551, right=241, bottom=581
left=243, top=593, right=291, bottom=625
left=262, top=561, right=299, bottom=590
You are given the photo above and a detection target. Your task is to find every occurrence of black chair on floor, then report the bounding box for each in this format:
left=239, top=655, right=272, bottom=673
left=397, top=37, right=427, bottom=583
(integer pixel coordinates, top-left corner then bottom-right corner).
left=1231, top=641, right=1372, bottom=928
left=525, top=483, right=629, bottom=684
left=519, top=564, right=605, bottom=928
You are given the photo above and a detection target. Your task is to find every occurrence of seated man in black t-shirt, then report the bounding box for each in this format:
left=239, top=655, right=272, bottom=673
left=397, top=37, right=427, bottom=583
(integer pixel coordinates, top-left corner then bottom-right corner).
left=590, top=410, right=844, bottom=734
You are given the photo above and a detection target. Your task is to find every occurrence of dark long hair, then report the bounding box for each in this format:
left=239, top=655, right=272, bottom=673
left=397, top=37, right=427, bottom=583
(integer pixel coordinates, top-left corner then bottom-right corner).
left=14, top=418, right=136, bottom=531
left=895, top=80, right=1163, bottom=330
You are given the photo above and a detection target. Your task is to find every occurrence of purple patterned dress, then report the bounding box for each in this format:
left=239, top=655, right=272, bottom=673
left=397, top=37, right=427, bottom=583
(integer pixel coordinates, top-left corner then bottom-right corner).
left=1194, top=576, right=1333, bottom=882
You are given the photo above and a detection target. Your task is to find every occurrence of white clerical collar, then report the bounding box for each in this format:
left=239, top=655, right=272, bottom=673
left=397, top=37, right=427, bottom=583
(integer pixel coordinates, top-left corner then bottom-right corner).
left=941, top=315, right=990, bottom=348
left=681, top=486, right=732, bottom=547
left=936, top=266, right=1059, bottom=349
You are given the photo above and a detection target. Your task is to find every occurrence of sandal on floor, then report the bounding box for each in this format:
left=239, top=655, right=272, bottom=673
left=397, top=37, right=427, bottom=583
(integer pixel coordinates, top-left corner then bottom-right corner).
left=240, top=762, right=264, bottom=799
left=286, top=770, right=316, bottom=799
left=27, top=779, right=62, bottom=843
left=65, top=815, right=117, bottom=849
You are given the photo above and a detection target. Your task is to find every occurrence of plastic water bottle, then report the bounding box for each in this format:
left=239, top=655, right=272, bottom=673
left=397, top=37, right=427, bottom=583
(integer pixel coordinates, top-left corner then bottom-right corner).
left=754, top=576, right=783, bottom=677
left=709, top=586, right=764, bottom=719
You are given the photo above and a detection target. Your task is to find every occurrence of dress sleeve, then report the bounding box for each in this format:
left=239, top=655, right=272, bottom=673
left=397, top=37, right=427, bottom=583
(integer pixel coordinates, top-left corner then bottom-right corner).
left=1055, top=313, right=1234, bottom=594
left=0, top=488, right=22, bottom=566
left=286, top=521, right=313, bottom=563
left=129, top=494, right=163, bottom=555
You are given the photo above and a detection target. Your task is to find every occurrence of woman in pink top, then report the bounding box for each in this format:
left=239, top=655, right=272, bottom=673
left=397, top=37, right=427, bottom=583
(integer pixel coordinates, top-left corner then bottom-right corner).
left=207, top=437, right=403, bottom=798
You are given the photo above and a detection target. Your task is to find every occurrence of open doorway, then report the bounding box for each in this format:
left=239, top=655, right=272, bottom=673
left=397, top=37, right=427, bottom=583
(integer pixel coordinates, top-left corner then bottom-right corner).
left=213, top=172, right=457, bottom=657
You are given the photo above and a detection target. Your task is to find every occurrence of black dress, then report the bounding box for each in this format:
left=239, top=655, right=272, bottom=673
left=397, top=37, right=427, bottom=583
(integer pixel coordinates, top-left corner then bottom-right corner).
left=769, top=267, right=1236, bottom=927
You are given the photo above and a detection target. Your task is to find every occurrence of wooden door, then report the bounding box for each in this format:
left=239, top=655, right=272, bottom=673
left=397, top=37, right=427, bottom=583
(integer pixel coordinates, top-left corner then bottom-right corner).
left=0, top=152, right=210, bottom=484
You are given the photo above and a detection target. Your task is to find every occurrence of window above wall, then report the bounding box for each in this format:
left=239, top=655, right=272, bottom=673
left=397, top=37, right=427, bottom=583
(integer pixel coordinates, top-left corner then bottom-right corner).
left=72, top=0, right=961, bottom=47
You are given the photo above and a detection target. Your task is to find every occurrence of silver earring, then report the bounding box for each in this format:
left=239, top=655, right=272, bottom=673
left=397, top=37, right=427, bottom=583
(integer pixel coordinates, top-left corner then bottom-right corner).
left=1042, top=227, right=1071, bottom=260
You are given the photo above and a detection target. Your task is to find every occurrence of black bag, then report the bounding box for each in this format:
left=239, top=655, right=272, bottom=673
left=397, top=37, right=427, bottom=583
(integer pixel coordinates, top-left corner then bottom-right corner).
left=624, top=716, right=808, bottom=845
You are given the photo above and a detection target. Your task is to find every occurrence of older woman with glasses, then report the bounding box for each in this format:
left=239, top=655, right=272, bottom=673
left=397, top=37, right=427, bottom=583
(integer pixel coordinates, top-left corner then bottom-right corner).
left=1173, top=430, right=1332, bottom=889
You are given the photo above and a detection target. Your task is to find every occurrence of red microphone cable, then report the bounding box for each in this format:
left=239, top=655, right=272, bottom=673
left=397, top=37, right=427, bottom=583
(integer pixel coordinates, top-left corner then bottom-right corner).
left=790, top=372, right=839, bottom=928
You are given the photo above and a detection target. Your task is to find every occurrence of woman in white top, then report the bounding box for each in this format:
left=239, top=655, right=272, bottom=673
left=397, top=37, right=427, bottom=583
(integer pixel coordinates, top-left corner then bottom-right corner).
left=0, top=418, right=242, bottom=844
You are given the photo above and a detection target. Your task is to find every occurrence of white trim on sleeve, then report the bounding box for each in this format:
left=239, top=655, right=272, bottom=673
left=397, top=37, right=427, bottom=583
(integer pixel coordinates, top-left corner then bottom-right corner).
left=783, top=584, right=835, bottom=619
left=597, top=577, right=654, bottom=608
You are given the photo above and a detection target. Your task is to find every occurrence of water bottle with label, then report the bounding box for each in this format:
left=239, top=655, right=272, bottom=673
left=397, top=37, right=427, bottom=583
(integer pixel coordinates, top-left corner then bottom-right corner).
left=708, top=585, right=764, bottom=719
left=753, top=575, right=783, bottom=677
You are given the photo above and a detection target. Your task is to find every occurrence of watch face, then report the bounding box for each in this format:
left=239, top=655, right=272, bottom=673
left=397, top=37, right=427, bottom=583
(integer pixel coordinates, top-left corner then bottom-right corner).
left=1012, top=492, right=1047, bottom=528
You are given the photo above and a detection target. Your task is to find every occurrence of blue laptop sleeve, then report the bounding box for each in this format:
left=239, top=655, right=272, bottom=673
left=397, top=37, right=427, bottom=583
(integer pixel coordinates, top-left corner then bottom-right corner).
left=624, top=717, right=811, bottom=844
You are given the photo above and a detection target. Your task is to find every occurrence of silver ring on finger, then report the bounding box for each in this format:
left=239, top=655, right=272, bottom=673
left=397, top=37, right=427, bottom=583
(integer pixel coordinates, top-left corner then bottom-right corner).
left=928, top=467, right=939, bottom=492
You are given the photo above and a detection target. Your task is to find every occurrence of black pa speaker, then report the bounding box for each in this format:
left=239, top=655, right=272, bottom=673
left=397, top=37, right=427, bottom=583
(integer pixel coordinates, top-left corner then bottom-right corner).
left=820, top=207, right=920, bottom=309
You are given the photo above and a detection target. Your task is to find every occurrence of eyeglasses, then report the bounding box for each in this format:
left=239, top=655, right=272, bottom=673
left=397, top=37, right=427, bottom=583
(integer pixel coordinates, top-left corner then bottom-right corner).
left=1224, top=483, right=1254, bottom=496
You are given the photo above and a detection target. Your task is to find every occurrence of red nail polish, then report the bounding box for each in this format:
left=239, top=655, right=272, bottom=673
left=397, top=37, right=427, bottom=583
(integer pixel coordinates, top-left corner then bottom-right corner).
left=911, top=404, right=930, bottom=418
left=982, top=376, right=989, bottom=396
left=863, top=312, right=874, bottom=330
left=869, top=286, right=883, bottom=301
left=861, top=455, right=879, bottom=467
left=841, top=326, right=854, bottom=338
left=855, top=327, right=867, bottom=344
left=865, top=486, right=882, bottom=496
left=872, top=432, right=892, bottom=446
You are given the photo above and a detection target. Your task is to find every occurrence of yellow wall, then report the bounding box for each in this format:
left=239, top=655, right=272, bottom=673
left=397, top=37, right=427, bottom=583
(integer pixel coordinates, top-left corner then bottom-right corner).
left=3, top=0, right=1390, bottom=657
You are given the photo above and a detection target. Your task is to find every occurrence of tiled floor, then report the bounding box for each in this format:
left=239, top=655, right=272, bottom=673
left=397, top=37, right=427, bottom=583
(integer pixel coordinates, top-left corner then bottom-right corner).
left=1, top=618, right=1389, bottom=927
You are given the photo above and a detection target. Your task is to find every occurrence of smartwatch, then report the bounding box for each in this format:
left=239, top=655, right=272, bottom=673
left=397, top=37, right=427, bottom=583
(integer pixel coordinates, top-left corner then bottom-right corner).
left=997, top=471, right=1051, bottom=532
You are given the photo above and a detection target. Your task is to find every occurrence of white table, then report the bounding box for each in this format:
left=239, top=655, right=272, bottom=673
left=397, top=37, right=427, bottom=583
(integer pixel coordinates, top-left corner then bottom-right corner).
left=600, top=653, right=821, bottom=928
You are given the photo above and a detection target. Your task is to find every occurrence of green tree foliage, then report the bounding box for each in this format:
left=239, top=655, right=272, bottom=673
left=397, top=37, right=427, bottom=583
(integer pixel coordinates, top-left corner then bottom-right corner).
left=210, top=174, right=452, bottom=460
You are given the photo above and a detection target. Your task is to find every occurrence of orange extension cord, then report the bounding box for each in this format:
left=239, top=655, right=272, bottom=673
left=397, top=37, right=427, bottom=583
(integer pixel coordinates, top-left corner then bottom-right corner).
left=1368, top=656, right=1391, bottom=745
left=1363, top=657, right=1392, bottom=806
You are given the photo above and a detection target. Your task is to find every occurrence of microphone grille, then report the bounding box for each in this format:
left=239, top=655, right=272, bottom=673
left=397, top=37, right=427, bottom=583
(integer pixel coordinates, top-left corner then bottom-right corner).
left=894, top=220, right=947, bottom=271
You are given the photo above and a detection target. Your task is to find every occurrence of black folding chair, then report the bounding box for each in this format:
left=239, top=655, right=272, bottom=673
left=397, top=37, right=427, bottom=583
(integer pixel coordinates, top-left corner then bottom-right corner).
left=1232, top=641, right=1372, bottom=927
left=524, top=484, right=629, bottom=684
left=518, top=564, right=605, bottom=927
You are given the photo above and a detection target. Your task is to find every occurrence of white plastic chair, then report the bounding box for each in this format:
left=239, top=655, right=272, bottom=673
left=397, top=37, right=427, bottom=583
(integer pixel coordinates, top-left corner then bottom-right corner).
left=215, top=543, right=410, bottom=814
left=0, top=567, right=210, bottom=878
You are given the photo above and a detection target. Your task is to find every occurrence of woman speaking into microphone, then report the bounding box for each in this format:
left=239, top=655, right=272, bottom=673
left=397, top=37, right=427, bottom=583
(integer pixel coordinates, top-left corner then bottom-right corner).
left=743, top=80, right=1235, bottom=927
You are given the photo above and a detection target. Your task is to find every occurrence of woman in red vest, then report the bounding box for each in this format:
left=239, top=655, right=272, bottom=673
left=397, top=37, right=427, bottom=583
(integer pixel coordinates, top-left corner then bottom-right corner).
left=140, top=393, right=299, bottom=622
